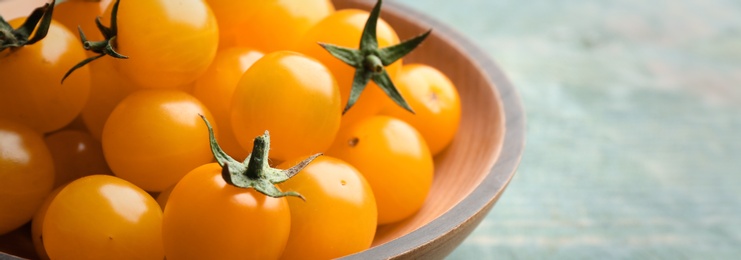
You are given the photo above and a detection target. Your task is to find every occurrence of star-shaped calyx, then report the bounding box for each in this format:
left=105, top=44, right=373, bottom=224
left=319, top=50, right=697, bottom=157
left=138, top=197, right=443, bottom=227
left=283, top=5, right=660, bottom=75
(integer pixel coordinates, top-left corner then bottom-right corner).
left=200, top=115, right=320, bottom=199
left=0, top=0, right=55, bottom=51
left=319, top=0, right=431, bottom=114
left=62, top=0, right=128, bottom=83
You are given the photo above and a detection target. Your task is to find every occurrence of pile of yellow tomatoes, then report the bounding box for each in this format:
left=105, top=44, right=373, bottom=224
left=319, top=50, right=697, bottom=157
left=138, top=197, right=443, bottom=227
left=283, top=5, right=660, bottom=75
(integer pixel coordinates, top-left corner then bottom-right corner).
left=0, top=0, right=461, bottom=259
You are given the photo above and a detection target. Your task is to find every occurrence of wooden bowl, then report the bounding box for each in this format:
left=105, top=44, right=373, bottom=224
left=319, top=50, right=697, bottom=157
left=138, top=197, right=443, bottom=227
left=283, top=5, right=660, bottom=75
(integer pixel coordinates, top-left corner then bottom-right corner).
left=0, top=0, right=525, bottom=259
left=333, top=1, right=524, bottom=258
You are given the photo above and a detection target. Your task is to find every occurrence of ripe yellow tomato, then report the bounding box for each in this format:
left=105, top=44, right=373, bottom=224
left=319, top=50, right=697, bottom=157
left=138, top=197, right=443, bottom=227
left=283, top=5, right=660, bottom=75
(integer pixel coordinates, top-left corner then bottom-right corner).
left=53, top=0, right=112, bottom=43
left=102, top=89, right=216, bottom=192
left=201, top=0, right=251, bottom=48
left=277, top=156, right=377, bottom=260
left=31, top=186, right=65, bottom=260
left=44, top=130, right=111, bottom=188
left=42, top=175, right=164, bottom=260
left=162, top=163, right=291, bottom=259
left=227, top=0, right=335, bottom=52
left=0, top=19, right=91, bottom=133
left=295, top=9, right=401, bottom=127
left=380, top=64, right=461, bottom=155
left=81, top=57, right=140, bottom=140
left=327, top=116, right=433, bottom=225
left=231, top=51, right=341, bottom=162
left=192, top=47, right=263, bottom=160
left=112, top=0, right=219, bottom=88
left=0, top=120, right=54, bottom=235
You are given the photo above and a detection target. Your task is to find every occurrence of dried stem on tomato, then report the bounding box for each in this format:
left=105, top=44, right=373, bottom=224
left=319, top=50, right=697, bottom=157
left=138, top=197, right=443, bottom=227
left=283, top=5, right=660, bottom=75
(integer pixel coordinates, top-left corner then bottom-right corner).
left=62, top=0, right=127, bottom=83
left=199, top=115, right=319, bottom=199
left=319, top=0, right=431, bottom=114
left=0, top=0, right=55, bottom=52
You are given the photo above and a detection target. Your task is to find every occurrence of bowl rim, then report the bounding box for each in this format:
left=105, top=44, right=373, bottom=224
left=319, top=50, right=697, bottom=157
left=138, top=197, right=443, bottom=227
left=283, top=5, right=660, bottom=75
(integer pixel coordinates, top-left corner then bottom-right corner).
left=339, top=0, right=526, bottom=259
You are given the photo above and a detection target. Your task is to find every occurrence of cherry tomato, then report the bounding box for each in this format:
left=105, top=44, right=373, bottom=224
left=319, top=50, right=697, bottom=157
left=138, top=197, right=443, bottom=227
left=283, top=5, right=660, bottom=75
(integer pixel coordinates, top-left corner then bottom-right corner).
left=0, top=120, right=54, bottom=235
left=226, top=0, right=335, bottom=52
left=31, top=185, right=65, bottom=260
left=327, top=116, right=433, bottom=225
left=380, top=64, right=461, bottom=155
left=44, top=129, right=111, bottom=188
left=277, top=156, right=377, bottom=260
left=42, top=175, right=164, bottom=259
left=200, top=0, right=251, bottom=48
left=0, top=19, right=91, bottom=133
left=192, top=47, right=263, bottom=160
left=102, top=89, right=216, bottom=192
left=231, top=51, right=341, bottom=162
left=53, top=0, right=112, bottom=43
left=295, top=9, right=401, bottom=127
left=112, top=0, right=219, bottom=89
left=162, top=163, right=291, bottom=259
left=81, top=57, right=140, bottom=140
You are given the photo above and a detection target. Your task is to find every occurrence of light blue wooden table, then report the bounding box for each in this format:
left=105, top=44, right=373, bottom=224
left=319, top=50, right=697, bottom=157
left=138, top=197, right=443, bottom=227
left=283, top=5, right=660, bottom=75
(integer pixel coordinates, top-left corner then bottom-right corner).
left=393, top=0, right=741, bottom=258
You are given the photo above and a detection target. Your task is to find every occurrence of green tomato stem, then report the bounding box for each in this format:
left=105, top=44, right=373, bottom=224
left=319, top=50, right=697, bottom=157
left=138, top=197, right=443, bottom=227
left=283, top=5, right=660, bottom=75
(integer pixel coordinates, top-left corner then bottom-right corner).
left=319, top=0, right=431, bottom=115
left=199, top=115, right=319, bottom=199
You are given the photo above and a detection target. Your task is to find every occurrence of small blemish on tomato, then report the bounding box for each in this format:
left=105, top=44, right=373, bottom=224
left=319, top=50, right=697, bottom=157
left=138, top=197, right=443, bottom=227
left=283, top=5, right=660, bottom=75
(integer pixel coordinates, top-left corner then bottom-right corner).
left=348, top=137, right=359, bottom=147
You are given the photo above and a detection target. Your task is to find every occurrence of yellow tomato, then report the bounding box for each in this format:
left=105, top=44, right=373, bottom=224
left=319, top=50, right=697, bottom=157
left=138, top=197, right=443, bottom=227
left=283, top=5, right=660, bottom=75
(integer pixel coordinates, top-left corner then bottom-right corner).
left=381, top=64, right=461, bottom=155
left=192, top=47, right=263, bottom=160
left=53, top=0, right=112, bottom=43
left=81, top=57, right=140, bottom=140
left=102, top=89, right=216, bottom=192
left=42, top=175, right=164, bottom=259
left=213, top=0, right=335, bottom=52
left=278, top=156, right=377, bottom=260
left=0, top=19, right=91, bottom=133
left=0, top=120, right=54, bottom=235
left=44, top=130, right=111, bottom=188
left=31, top=186, right=65, bottom=260
left=295, top=9, right=401, bottom=127
left=231, top=51, right=341, bottom=162
left=112, top=0, right=219, bottom=88
left=327, top=116, right=433, bottom=225
left=162, top=163, right=291, bottom=260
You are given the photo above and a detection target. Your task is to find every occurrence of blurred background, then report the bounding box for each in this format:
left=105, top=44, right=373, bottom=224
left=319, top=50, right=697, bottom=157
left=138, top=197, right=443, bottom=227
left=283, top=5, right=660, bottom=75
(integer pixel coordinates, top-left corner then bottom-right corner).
left=392, top=0, right=741, bottom=258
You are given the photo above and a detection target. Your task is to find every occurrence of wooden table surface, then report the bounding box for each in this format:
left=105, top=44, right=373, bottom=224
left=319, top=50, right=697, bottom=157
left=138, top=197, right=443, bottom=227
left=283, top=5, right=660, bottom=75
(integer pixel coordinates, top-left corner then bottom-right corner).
left=392, top=0, right=741, bottom=258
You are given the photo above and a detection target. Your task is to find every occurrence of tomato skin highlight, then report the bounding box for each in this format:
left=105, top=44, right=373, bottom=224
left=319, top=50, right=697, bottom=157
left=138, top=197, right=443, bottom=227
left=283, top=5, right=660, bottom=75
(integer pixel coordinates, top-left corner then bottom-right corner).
left=0, top=120, right=55, bottom=235
left=102, top=89, right=216, bottom=192
left=162, top=163, right=291, bottom=260
left=113, top=0, right=219, bottom=89
left=41, top=175, right=164, bottom=260
left=231, top=51, right=341, bottom=162
left=0, top=19, right=91, bottom=133
left=277, top=156, right=377, bottom=260
left=380, top=64, right=462, bottom=156
left=31, top=185, right=65, bottom=260
left=327, top=116, right=434, bottom=225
